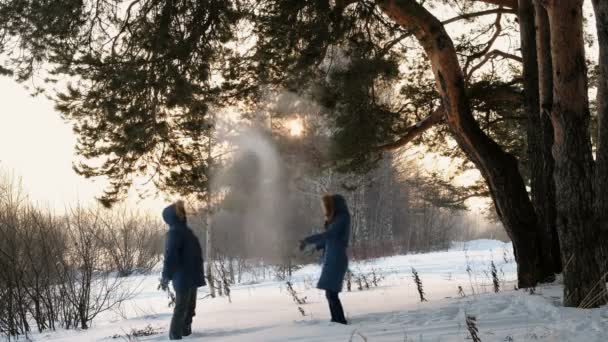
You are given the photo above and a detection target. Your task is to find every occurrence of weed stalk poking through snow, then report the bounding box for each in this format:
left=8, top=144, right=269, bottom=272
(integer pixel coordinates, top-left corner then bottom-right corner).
left=465, top=315, right=481, bottom=342
left=286, top=281, right=307, bottom=305
left=285, top=281, right=307, bottom=317
left=458, top=285, right=466, bottom=298
left=346, top=270, right=352, bottom=292
left=411, top=268, right=427, bottom=302
left=491, top=261, right=500, bottom=293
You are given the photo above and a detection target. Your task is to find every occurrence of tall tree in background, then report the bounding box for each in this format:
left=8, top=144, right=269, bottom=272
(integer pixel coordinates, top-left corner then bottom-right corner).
left=1, top=0, right=607, bottom=306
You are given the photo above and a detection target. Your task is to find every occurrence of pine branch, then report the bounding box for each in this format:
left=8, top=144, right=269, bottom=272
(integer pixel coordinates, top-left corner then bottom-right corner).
left=442, top=8, right=516, bottom=26
left=378, top=106, right=445, bottom=151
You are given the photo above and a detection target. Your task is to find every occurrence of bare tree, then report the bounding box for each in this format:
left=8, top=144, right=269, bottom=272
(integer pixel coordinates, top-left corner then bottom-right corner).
left=99, top=207, right=164, bottom=277
left=59, top=207, right=138, bottom=329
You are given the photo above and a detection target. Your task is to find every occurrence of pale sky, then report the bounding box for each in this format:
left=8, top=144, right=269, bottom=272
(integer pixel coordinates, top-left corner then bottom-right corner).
left=0, top=77, right=167, bottom=213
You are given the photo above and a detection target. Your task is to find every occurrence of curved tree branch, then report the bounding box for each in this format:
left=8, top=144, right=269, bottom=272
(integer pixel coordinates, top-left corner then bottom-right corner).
left=464, top=12, right=503, bottom=79
left=467, top=49, right=522, bottom=82
left=442, top=8, right=516, bottom=26
left=378, top=105, right=445, bottom=151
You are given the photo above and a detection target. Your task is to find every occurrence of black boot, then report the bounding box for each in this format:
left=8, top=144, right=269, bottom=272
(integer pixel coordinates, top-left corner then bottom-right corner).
left=182, top=324, right=192, bottom=337
left=326, top=291, right=348, bottom=325
left=333, top=299, right=347, bottom=325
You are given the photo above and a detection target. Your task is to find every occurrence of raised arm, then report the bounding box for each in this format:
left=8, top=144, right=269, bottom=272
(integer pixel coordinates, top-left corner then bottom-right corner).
left=303, top=231, right=328, bottom=250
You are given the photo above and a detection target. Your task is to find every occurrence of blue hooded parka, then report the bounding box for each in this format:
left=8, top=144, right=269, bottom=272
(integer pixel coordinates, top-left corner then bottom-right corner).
left=304, top=194, right=351, bottom=293
left=161, top=204, right=206, bottom=291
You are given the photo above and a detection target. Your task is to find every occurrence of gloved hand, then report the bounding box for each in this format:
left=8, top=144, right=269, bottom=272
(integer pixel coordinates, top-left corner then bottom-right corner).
left=299, top=240, right=307, bottom=251
left=159, top=278, right=169, bottom=291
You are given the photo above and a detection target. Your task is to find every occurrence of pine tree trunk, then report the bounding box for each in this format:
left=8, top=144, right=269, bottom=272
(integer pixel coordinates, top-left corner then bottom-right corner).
left=592, top=0, right=608, bottom=274
left=533, top=0, right=562, bottom=275
left=377, top=0, right=542, bottom=288
left=518, top=0, right=561, bottom=282
left=519, top=0, right=560, bottom=282
left=545, top=0, right=607, bottom=307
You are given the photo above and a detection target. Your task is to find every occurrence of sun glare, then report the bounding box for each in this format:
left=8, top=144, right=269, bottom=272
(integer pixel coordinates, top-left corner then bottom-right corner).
left=287, top=118, right=304, bottom=137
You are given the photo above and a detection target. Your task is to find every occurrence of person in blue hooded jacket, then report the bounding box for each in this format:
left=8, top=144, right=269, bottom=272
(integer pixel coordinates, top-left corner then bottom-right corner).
left=300, top=194, right=350, bottom=325
left=160, top=200, right=206, bottom=340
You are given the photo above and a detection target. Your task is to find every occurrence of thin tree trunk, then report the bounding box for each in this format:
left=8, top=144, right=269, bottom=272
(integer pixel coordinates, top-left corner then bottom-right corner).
left=205, top=212, right=215, bottom=298
left=519, top=0, right=558, bottom=282
left=206, top=130, right=216, bottom=298
left=377, top=0, right=542, bottom=288
left=545, top=0, right=607, bottom=307
left=533, top=0, right=561, bottom=275
left=592, top=0, right=608, bottom=274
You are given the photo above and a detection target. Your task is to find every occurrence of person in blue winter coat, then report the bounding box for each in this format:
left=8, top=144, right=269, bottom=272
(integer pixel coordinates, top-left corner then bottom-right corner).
left=160, top=200, right=206, bottom=340
left=300, top=194, right=351, bottom=325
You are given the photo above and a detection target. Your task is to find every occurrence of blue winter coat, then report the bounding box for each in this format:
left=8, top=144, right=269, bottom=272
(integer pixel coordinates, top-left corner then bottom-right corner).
left=304, top=194, right=351, bottom=293
left=161, top=204, right=206, bottom=291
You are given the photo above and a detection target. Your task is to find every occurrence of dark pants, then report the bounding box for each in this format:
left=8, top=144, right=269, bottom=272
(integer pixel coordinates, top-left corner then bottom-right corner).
left=325, top=291, right=347, bottom=324
left=170, top=287, right=197, bottom=340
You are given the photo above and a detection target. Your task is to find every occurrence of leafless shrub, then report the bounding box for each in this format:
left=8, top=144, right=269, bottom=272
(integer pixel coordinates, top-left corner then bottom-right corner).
left=0, top=173, right=147, bottom=337
left=273, top=259, right=302, bottom=281
left=0, top=176, right=75, bottom=337
left=347, top=267, right=384, bottom=292
left=112, top=324, right=161, bottom=341
left=99, top=207, right=164, bottom=277
left=214, top=256, right=233, bottom=302
left=370, top=267, right=385, bottom=287
left=354, top=272, right=370, bottom=291
left=346, top=270, right=353, bottom=292
left=0, top=187, right=141, bottom=337
left=464, top=249, right=477, bottom=295
left=59, top=207, right=139, bottom=329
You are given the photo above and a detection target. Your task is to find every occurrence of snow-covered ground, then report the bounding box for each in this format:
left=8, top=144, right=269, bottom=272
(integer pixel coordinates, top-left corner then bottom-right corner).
left=19, top=240, right=608, bottom=341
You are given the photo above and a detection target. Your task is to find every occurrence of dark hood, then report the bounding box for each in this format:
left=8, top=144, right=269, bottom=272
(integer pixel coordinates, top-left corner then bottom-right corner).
left=162, top=204, right=186, bottom=229
left=332, top=194, right=349, bottom=216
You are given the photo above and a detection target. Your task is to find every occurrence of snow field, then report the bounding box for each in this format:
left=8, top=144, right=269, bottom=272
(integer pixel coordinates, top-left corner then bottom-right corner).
left=18, top=240, right=608, bottom=342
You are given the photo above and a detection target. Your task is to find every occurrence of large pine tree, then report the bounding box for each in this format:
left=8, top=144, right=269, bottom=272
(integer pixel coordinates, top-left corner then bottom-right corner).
left=1, top=0, right=607, bottom=306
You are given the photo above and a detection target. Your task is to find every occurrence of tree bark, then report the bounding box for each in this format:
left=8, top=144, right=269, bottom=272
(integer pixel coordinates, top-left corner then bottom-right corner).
left=592, top=0, right=608, bottom=274
left=518, top=0, right=558, bottom=282
left=533, top=0, right=561, bottom=275
left=377, top=0, right=542, bottom=288
left=545, top=0, right=607, bottom=307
